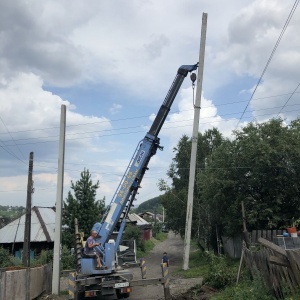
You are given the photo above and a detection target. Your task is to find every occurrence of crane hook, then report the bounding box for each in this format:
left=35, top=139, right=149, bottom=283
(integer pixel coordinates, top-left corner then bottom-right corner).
left=190, top=72, right=197, bottom=83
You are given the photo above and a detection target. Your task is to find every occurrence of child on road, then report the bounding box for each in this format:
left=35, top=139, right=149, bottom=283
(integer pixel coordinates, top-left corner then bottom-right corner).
left=161, top=252, right=169, bottom=267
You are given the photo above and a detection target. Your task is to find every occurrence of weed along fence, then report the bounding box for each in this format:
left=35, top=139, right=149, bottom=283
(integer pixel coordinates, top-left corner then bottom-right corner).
left=242, top=237, right=300, bottom=298
left=0, top=263, right=52, bottom=300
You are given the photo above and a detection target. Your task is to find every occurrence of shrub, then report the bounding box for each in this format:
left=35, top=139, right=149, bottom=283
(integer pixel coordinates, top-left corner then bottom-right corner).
left=61, top=246, right=76, bottom=270
left=203, top=252, right=235, bottom=289
left=38, top=249, right=53, bottom=265
left=122, top=224, right=145, bottom=251
left=211, top=271, right=275, bottom=300
left=0, top=247, right=13, bottom=268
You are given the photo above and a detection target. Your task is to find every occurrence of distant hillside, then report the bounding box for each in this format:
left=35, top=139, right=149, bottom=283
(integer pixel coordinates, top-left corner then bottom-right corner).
left=0, top=205, right=25, bottom=228
left=0, top=205, right=25, bottom=218
left=135, top=196, right=163, bottom=214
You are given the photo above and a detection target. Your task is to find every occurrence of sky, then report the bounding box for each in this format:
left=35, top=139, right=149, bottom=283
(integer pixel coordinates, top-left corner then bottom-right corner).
left=1, top=0, right=300, bottom=210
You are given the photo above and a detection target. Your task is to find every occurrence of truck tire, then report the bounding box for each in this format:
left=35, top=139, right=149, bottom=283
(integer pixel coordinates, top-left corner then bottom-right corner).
left=74, top=291, right=85, bottom=300
left=116, top=290, right=130, bottom=299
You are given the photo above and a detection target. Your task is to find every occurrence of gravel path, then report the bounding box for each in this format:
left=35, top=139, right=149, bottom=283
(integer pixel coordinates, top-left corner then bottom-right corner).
left=129, top=231, right=202, bottom=300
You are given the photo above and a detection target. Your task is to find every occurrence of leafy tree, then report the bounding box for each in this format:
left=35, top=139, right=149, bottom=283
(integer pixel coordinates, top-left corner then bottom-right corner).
left=62, top=169, right=105, bottom=248
left=159, top=128, right=225, bottom=247
left=199, top=118, right=300, bottom=236
left=122, top=223, right=145, bottom=251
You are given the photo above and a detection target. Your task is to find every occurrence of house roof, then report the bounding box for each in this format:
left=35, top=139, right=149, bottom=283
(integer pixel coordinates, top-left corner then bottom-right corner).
left=127, top=213, right=150, bottom=226
left=0, top=206, right=56, bottom=243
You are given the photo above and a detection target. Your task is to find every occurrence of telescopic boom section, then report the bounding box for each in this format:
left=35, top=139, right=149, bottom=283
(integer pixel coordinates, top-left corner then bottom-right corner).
left=93, top=64, right=198, bottom=247
left=149, top=64, right=198, bottom=137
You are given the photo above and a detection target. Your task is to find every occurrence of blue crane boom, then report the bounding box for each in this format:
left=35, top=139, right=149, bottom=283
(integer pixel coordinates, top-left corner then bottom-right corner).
left=85, top=63, right=198, bottom=275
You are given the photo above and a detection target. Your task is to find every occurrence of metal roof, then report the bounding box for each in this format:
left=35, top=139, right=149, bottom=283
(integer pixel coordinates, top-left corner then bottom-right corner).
left=127, top=213, right=150, bottom=226
left=0, top=206, right=56, bottom=243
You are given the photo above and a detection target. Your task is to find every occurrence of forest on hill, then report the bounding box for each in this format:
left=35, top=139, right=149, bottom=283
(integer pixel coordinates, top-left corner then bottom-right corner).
left=134, top=196, right=164, bottom=214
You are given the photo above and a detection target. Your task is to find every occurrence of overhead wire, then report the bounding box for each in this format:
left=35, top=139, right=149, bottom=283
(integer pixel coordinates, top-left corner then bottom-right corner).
left=1, top=91, right=300, bottom=137
left=1, top=102, right=300, bottom=147
left=0, top=114, right=26, bottom=161
left=234, top=0, right=300, bottom=129
left=276, top=81, right=300, bottom=117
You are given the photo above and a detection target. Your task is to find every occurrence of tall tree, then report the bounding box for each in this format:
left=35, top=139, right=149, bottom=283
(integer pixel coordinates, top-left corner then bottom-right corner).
left=199, top=118, right=300, bottom=237
left=159, top=128, right=225, bottom=244
left=62, top=169, right=105, bottom=248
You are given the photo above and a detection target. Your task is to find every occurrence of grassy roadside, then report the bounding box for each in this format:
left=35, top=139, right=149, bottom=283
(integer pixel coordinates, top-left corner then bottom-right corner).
left=173, top=248, right=299, bottom=300
left=174, top=250, right=210, bottom=278
left=136, top=232, right=168, bottom=259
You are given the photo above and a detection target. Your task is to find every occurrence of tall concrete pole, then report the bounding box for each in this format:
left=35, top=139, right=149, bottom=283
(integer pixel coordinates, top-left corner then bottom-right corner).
left=23, top=151, right=34, bottom=267
left=183, top=13, right=207, bottom=270
left=23, top=151, right=34, bottom=300
left=52, top=105, right=66, bottom=294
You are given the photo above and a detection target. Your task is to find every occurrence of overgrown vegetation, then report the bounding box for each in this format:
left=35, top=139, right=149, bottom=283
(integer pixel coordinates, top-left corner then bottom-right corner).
left=0, top=247, right=54, bottom=268
left=176, top=249, right=300, bottom=300
left=204, top=252, right=236, bottom=289
left=61, top=246, right=76, bottom=270
left=0, top=247, right=14, bottom=267
left=159, top=118, right=300, bottom=251
left=210, top=271, right=275, bottom=300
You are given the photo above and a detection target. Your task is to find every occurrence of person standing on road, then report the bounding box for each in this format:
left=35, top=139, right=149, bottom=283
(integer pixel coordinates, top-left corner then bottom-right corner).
left=161, top=252, right=169, bottom=267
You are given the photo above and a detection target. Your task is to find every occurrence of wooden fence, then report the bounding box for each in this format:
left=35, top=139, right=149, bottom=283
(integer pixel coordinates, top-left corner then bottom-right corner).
left=242, top=238, right=300, bottom=298
left=251, top=230, right=285, bottom=244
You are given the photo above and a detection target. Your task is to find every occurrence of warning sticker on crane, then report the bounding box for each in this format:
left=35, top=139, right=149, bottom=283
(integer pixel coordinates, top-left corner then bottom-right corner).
left=134, top=150, right=145, bottom=167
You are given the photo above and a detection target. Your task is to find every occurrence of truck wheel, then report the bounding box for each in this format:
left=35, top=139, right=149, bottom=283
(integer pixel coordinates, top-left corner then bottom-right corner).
left=74, top=291, right=85, bottom=300
left=116, top=290, right=130, bottom=299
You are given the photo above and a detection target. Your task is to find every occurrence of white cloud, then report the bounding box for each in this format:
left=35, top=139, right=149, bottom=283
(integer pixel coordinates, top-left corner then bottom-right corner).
left=1, top=0, right=300, bottom=208
left=109, top=103, right=123, bottom=115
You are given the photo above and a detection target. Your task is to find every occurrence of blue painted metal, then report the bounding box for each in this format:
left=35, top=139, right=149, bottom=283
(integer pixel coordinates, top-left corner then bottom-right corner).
left=89, top=63, right=198, bottom=273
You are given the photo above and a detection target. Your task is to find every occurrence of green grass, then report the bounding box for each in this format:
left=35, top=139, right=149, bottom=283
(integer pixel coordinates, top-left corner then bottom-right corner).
left=154, top=232, right=168, bottom=241
left=174, top=250, right=210, bottom=278
left=136, top=239, right=155, bottom=258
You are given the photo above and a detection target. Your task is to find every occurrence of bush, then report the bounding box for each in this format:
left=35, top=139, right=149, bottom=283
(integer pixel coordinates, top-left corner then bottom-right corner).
left=61, top=246, right=76, bottom=270
left=122, top=224, right=145, bottom=251
left=203, top=252, right=235, bottom=289
left=211, top=271, right=275, bottom=300
left=38, top=249, right=53, bottom=265
left=0, top=247, right=13, bottom=268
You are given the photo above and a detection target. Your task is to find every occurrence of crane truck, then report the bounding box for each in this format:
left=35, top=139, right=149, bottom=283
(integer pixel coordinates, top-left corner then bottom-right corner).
left=71, top=63, right=198, bottom=300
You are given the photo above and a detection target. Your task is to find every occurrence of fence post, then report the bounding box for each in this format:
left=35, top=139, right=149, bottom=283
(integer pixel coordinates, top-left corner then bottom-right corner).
left=139, top=258, right=146, bottom=279
left=161, top=263, right=171, bottom=300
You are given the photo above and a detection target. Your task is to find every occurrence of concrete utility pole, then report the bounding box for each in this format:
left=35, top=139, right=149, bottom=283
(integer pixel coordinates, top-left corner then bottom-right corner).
left=23, top=151, right=34, bottom=300
left=23, top=151, right=34, bottom=267
left=52, top=105, right=66, bottom=294
left=183, top=13, right=208, bottom=270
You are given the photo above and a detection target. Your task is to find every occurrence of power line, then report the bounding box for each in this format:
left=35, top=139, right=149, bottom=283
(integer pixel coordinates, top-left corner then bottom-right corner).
left=235, top=0, right=300, bottom=129
left=1, top=91, right=300, bottom=137
left=0, top=114, right=26, bottom=161
left=2, top=102, right=300, bottom=146
left=276, top=81, right=300, bottom=117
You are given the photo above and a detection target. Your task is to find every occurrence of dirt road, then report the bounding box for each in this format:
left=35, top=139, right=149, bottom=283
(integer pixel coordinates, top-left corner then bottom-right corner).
left=129, top=231, right=201, bottom=300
